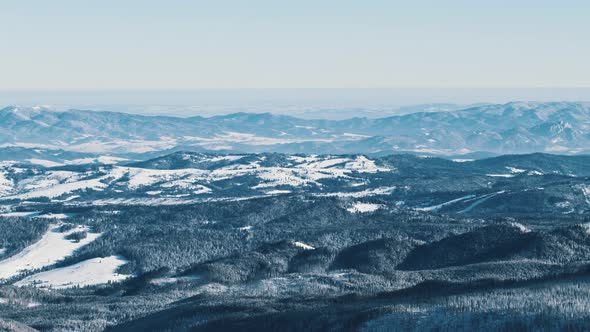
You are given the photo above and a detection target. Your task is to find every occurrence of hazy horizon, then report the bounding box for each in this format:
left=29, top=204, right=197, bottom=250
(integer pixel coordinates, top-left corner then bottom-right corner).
left=2, top=87, right=590, bottom=118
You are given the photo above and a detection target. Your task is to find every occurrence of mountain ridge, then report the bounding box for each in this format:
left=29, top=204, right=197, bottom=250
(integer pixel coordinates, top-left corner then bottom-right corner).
left=1, top=101, right=590, bottom=155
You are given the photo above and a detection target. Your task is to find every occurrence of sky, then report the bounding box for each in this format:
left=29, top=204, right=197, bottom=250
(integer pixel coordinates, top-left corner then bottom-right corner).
left=0, top=0, right=589, bottom=111
left=0, top=0, right=590, bottom=114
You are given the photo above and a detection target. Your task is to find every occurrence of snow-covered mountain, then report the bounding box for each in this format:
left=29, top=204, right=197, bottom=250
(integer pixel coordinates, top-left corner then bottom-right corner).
left=1, top=102, right=590, bottom=155
left=1, top=151, right=589, bottom=214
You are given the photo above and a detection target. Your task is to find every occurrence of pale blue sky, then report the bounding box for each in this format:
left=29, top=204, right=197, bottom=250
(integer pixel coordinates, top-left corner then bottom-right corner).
left=1, top=0, right=589, bottom=90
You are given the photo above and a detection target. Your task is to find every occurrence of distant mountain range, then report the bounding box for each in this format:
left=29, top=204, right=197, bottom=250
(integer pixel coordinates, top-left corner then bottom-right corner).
left=1, top=101, right=589, bottom=156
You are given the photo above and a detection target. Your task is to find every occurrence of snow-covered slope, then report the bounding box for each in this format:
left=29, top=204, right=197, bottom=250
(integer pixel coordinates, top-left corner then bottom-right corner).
left=15, top=256, right=129, bottom=289
left=0, top=225, right=102, bottom=281
left=347, top=202, right=383, bottom=213
left=0, top=152, right=589, bottom=215
left=0, top=154, right=396, bottom=204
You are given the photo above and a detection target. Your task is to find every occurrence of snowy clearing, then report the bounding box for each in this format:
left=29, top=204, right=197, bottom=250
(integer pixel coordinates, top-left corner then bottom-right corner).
left=344, top=156, right=392, bottom=173
left=292, top=241, right=315, bottom=250
left=0, top=155, right=396, bottom=201
left=316, top=186, right=396, bottom=198
left=15, top=256, right=129, bottom=289
left=510, top=222, right=531, bottom=233
left=6, top=176, right=108, bottom=200
left=206, top=155, right=245, bottom=162
left=506, top=167, right=526, bottom=173
left=416, top=194, right=476, bottom=212
left=0, top=225, right=102, bottom=281
left=0, top=170, right=13, bottom=195
left=26, top=159, right=64, bottom=167
left=265, top=189, right=292, bottom=195
left=32, top=213, right=74, bottom=219
left=347, top=202, right=383, bottom=213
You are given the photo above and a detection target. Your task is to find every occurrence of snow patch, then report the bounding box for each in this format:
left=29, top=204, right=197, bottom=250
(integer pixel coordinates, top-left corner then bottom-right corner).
left=6, top=170, right=110, bottom=200
left=347, top=202, right=383, bottom=213
left=303, top=157, right=350, bottom=169
left=510, top=222, right=531, bottom=233
left=0, top=169, right=14, bottom=195
left=486, top=174, right=515, bottom=178
left=316, top=186, right=396, bottom=198
left=15, top=256, right=129, bottom=289
left=0, top=225, right=102, bottom=281
left=506, top=167, right=526, bottom=173
left=207, top=155, right=244, bottom=162
left=416, top=194, right=476, bottom=212
left=61, top=156, right=128, bottom=165
left=344, top=156, right=392, bottom=173
left=26, top=159, right=64, bottom=167
left=97, top=156, right=129, bottom=165
left=265, top=190, right=292, bottom=195
left=32, top=213, right=73, bottom=219
left=146, top=190, right=162, bottom=196
left=292, top=241, right=315, bottom=250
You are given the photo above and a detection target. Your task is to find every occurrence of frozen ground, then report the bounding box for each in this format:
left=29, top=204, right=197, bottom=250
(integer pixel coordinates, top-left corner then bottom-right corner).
left=15, top=256, right=129, bottom=289
left=0, top=224, right=101, bottom=281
